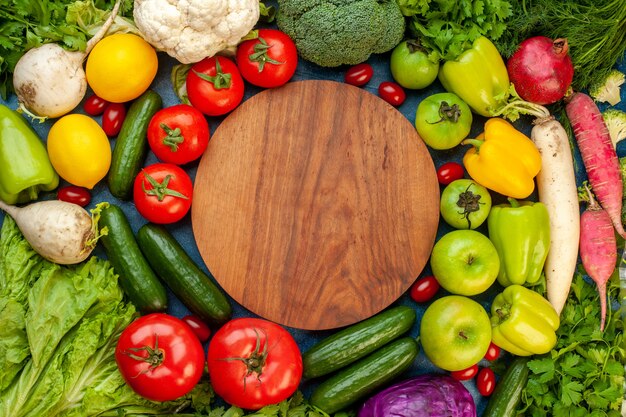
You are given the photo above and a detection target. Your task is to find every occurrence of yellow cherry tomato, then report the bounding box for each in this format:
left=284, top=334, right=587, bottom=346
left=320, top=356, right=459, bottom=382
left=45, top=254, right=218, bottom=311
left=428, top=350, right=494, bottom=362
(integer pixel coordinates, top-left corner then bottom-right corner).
left=47, top=114, right=111, bottom=189
left=86, top=33, right=158, bottom=103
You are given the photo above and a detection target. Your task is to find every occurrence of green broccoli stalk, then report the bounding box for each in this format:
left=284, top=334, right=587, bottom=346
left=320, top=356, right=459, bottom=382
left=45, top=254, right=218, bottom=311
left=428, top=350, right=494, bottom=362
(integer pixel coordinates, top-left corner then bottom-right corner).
left=603, top=108, right=626, bottom=149
left=590, top=69, right=625, bottom=106
left=276, top=0, right=405, bottom=67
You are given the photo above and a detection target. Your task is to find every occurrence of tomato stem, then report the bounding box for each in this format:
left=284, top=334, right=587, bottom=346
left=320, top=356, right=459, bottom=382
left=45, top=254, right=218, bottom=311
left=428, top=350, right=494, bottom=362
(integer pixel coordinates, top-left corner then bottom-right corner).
left=218, top=328, right=269, bottom=389
left=141, top=170, right=189, bottom=201
left=159, top=123, right=184, bottom=151
left=248, top=37, right=284, bottom=72
left=123, top=333, right=165, bottom=376
left=193, top=58, right=232, bottom=89
left=428, top=101, right=462, bottom=124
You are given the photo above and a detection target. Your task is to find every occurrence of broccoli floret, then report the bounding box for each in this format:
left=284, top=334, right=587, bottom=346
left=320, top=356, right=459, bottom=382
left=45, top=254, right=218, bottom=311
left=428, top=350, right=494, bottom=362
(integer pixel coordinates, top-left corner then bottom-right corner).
left=590, top=69, right=625, bottom=106
left=603, top=108, right=626, bottom=149
left=276, top=0, right=405, bottom=67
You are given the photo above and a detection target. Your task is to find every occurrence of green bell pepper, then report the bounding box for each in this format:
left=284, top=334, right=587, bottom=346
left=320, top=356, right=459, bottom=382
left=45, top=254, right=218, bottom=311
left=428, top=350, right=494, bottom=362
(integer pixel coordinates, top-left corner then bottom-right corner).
left=0, top=105, right=59, bottom=204
left=487, top=198, right=550, bottom=286
left=438, top=36, right=510, bottom=117
left=491, top=284, right=559, bottom=356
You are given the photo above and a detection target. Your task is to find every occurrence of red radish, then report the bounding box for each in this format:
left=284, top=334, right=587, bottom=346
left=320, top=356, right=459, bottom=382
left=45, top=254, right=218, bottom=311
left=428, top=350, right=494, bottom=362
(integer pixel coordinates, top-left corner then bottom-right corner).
left=579, top=185, right=616, bottom=331
left=566, top=92, right=626, bottom=240
left=507, top=36, right=574, bottom=105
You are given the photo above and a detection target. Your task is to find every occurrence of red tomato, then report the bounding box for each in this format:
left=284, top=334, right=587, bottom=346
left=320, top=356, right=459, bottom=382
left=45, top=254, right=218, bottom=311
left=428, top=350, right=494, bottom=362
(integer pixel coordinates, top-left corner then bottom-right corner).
left=236, top=29, right=298, bottom=88
left=344, top=63, right=373, bottom=86
left=378, top=81, right=406, bottom=106
left=102, top=102, right=126, bottom=137
left=183, top=315, right=211, bottom=343
left=57, top=185, right=91, bottom=207
left=115, top=313, right=205, bottom=402
left=83, top=94, right=109, bottom=116
left=186, top=56, right=244, bottom=116
left=476, top=367, right=496, bottom=396
left=133, top=163, right=193, bottom=224
left=147, top=104, right=210, bottom=165
left=450, top=363, right=479, bottom=381
left=484, top=342, right=501, bottom=361
left=436, top=162, right=464, bottom=185
left=409, top=275, right=440, bottom=303
left=207, top=318, right=303, bottom=410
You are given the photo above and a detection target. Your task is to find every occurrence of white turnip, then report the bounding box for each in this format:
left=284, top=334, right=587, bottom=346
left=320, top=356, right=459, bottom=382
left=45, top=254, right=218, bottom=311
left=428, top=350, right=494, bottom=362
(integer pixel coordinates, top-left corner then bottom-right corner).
left=507, top=36, right=574, bottom=105
left=531, top=116, right=580, bottom=315
left=0, top=199, right=104, bottom=265
left=12, top=0, right=121, bottom=120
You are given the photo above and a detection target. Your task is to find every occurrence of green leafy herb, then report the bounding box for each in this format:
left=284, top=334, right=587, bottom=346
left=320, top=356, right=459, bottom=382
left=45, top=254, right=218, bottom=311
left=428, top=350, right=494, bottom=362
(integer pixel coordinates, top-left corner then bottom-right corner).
left=518, top=269, right=625, bottom=415
left=396, top=0, right=513, bottom=62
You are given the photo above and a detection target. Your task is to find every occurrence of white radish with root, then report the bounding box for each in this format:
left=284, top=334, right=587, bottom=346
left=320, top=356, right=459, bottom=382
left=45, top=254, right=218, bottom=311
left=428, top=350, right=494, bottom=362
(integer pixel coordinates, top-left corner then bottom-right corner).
left=0, top=199, right=106, bottom=265
left=12, top=0, right=121, bottom=120
left=531, top=115, right=581, bottom=316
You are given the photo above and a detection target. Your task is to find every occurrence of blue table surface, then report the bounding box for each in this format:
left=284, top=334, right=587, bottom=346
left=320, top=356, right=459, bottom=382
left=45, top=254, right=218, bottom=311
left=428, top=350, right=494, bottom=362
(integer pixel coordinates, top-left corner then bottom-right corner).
left=1, top=20, right=625, bottom=416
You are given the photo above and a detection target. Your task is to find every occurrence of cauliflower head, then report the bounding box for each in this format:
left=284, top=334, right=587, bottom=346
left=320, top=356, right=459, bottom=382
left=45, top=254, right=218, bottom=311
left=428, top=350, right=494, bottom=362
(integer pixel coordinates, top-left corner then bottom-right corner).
left=134, top=0, right=260, bottom=64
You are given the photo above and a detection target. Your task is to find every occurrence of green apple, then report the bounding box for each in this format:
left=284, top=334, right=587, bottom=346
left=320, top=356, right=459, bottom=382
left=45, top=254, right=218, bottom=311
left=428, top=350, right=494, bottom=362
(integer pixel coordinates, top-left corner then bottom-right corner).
left=430, top=229, right=499, bottom=296
left=420, top=295, right=492, bottom=371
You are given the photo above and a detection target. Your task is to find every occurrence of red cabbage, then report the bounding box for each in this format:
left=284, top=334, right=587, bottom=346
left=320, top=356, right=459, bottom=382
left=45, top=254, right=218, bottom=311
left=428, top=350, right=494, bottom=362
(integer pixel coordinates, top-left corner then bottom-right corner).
left=358, top=374, right=476, bottom=417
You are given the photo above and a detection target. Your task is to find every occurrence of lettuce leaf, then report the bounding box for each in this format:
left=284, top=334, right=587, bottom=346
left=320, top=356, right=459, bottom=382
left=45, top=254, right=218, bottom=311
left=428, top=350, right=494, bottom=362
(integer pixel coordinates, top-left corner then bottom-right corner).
left=0, top=216, right=191, bottom=416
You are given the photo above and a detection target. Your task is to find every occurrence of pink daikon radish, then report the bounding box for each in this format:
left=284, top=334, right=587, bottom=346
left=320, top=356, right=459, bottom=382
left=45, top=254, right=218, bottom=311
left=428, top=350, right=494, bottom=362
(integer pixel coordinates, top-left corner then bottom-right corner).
left=579, top=185, right=616, bottom=331
left=531, top=116, right=580, bottom=315
left=566, top=91, right=626, bottom=239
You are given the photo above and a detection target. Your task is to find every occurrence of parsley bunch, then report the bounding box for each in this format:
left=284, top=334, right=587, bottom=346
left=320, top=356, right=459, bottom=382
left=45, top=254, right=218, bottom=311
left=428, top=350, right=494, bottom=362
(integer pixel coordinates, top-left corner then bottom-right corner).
left=395, top=0, right=513, bottom=62
left=519, top=271, right=625, bottom=416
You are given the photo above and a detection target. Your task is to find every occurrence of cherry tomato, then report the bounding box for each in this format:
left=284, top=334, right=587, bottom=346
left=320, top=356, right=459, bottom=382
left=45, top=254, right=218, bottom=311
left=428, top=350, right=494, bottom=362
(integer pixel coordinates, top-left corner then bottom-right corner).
left=476, top=367, right=496, bottom=396
left=409, top=275, right=440, bottom=303
left=182, top=315, right=211, bottom=343
left=344, top=63, right=373, bottom=86
left=101, top=102, right=126, bottom=137
left=207, top=317, right=302, bottom=410
left=83, top=94, right=109, bottom=116
left=147, top=104, right=210, bottom=165
left=484, top=342, right=501, bottom=361
left=450, top=363, right=479, bottom=381
left=436, top=161, right=464, bottom=185
left=115, top=313, right=205, bottom=402
left=236, top=29, right=298, bottom=88
left=378, top=81, right=406, bottom=106
left=57, top=185, right=92, bottom=207
left=133, top=163, right=193, bottom=224
left=186, top=56, right=244, bottom=116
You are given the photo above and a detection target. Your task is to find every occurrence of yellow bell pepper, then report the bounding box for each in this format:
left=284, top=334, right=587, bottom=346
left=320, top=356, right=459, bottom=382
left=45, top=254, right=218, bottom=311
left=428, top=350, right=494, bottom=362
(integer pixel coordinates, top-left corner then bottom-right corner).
left=462, top=118, right=541, bottom=199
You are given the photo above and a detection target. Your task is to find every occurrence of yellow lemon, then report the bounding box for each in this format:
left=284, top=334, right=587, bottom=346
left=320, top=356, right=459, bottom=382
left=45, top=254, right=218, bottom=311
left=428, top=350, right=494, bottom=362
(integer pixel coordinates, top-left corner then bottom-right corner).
left=86, top=33, right=158, bottom=103
left=47, top=114, right=111, bottom=189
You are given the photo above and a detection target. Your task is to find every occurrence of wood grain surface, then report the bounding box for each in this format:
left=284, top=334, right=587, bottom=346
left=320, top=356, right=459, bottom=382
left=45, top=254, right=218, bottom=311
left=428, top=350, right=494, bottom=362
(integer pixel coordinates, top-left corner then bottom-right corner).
left=191, top=80, right=439, bottom=330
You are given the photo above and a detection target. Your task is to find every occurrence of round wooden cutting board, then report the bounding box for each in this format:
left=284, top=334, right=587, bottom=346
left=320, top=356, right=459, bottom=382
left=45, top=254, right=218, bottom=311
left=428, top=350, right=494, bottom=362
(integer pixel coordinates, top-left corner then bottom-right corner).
left=192, top=80, right=439, bottom=330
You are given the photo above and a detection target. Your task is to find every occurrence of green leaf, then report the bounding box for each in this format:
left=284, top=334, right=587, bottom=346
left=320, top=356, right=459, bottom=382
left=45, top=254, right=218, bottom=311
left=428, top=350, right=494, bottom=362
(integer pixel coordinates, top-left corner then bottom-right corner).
left=560, top=376, right=584, bottom=406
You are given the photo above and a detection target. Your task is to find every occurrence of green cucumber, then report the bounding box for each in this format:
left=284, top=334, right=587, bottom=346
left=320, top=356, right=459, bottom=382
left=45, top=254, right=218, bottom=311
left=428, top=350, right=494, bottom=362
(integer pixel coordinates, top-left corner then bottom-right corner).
left=108, top=90, right=162, bottom=200
left=482, top=356, right=530, bottom=417
left=136, top=223, right=232, bottom=326
left=98, top=204, right=167, bottom=313
left=309, top=337, right=418, bottom=414
left=303, top=305, right=416, bottom=378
